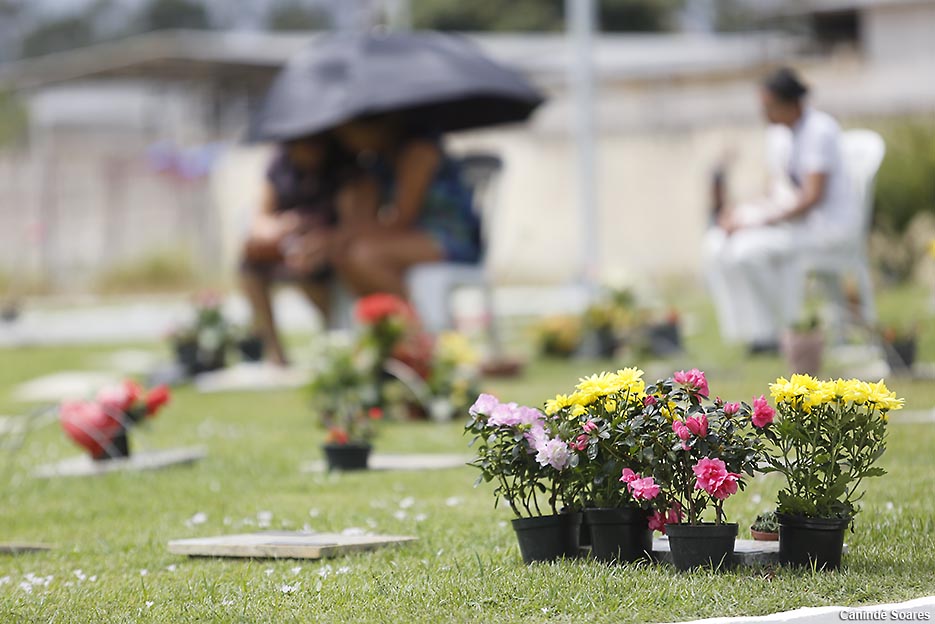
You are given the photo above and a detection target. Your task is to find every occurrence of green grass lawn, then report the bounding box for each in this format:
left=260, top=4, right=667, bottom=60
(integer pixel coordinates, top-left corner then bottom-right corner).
left=1, top=286, right=934, bottom=623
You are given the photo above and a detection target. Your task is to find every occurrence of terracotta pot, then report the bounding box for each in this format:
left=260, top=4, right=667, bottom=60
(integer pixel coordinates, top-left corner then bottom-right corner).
left=751, top=529, right=779, bottom=541
left=781, top=329, right=824, bottom=376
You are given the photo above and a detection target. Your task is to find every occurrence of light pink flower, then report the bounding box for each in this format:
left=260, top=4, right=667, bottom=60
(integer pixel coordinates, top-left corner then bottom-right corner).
left=752, top=395, right=776, bottom=428
left=535, top=438, right=572, bottom=471
left=723, top=402, right=741, bottom=416
left=672, top=420, right=691, bottom=441
left=582, top=420, right=598, bottom=433
left=628, top=476, right=660, bottom=501
left=619, top=468, right=639, bottom=484
left=685, top=414, right=708, bottom=438
left=487, top=402, right=521, bottom=427
left=673, top=368, right=709, bottom=397
left=524, top=422, right=549, bottom=452
left=469, top=393, right=500, bottom=416
left=692, top=457, right=742, bottom=500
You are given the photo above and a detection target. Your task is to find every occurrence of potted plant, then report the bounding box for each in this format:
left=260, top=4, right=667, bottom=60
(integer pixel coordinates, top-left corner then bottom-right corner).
left=425, top=332, right=480, bottom=422
left=466, top=394, right=581, bottom=564
left=750, top=510, right=779, bottom=541
left=168, top=291, right=230, bottom=375
left=641, top=369, right=767, bottom=570
left=761, top=374, right=903, bottom=569
left=59, top=380, right=171, bottom=461
left=233, top=326, right=265, bottom=363
left=881, top=325, right=918, bottom=374
left=533, top=316, right=582, bottom=359
left=781, top=315, right=823, bottom=376
left=543, top=367, right=661, bottom=562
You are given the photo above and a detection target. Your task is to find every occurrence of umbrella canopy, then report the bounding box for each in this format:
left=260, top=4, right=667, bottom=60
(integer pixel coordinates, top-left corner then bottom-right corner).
left=248, top=31, right=545, bottom=142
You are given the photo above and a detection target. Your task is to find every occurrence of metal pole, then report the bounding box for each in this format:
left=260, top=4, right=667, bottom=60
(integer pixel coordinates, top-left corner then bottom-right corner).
left=566, top=0, right=599, bottom=299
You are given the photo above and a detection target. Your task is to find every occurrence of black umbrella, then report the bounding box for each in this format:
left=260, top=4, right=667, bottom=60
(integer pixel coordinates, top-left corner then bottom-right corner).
left=248, top=31, right=545, bottom=142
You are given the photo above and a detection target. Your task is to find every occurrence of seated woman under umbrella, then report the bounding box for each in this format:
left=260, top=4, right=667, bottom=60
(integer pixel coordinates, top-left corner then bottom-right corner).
left=240, top=132, right=354, bottom=365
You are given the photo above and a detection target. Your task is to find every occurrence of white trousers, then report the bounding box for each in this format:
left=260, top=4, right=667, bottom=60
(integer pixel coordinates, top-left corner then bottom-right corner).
left=704, top=224, right=805, bottom=344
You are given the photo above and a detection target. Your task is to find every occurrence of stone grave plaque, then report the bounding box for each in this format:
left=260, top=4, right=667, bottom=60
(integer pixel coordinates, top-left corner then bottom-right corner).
left=168, top=531, right=416, bottom=560
left=302, top=453, right=470, bottom=473
left=33, top=446, right=206, bottom=478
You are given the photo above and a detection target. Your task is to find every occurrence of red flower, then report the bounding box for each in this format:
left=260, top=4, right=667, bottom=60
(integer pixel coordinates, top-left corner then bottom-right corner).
left=60, top=400, right=123, bottom=458
left=354, top=294, right=413, bottom=325
left=326, top=427, right=349, bottom=445
left=368, top=407, right=383, bottom=420
left=145, top=385, right=171, bottom=417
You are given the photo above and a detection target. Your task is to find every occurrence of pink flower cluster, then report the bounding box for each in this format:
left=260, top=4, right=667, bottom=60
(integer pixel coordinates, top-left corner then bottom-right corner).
left=692, top=457, right=741, bottom=500
left=673, top=368, right=709, bottom=398
left=619, top=468, right=660, bottom=501
left=752, top=395, right=775, bottom=428
left=648, top=504, right=683, bottom=534
left=672, top=413, right=708, bottom=450
left=470, top=393, right=573, bottom=471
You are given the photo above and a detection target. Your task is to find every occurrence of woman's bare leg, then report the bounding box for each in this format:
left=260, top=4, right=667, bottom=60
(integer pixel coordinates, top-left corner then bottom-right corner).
left=296, top=280, right=332, bottom=327
left=335, top=231, right=443, bottom=297
left=240, top=268, right=288, bottom=366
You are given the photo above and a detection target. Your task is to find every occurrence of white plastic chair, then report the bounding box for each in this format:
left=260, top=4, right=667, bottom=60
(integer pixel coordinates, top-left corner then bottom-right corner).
left=798, top=129, right=885, bottom=328
left=406, top=153, right=503, bottom=336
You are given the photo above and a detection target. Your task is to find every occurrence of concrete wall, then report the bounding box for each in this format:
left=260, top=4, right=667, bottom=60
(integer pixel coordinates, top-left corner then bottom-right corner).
left=862, top=2, right=935, bottom=66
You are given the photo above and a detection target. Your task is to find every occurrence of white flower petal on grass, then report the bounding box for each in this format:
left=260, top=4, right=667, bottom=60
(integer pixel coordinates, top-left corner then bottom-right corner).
left=145, top=601, right=154, bottom=608
left=398, top=497, right=415, bottom=509
left=341, top=527, right=365, bottom=537
left=393, top=510, right=407, bottom=521
left=336, top=566, right=350, bottom=575
left=445, top=497, right=462, bottom=507
left=280, top=583, right=299, bottom=594
left=751, top=494, right=763, bottom=504
left=497, top=521, right=507, bottom=529
left=18, top=582, right=32, bottom=593
left=139, top=569, right=148, bottom=577
left=89, top=576, right=98, bottom=582
left=264, top=568, right=274, bottom=577
left=308, top=508, right=320, bottom=518
left=165, top=565, right=177, bottom=573
left=0, top=576, right=10, bottom=586
left=186, top=512, right=207, bottom=527
left=257, top=511, right=273, bottom=528
left=73, top=570, right=86, bottom=581
left=886, top=501, right=895, bottom=511
left=290, top=566, right=302, bottom=575
left=318, top=564, right=333, bottom=579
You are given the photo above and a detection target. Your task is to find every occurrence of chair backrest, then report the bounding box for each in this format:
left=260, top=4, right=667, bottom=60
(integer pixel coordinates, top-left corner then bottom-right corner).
left=456, top=152, right=504, bottom=258
left=840, top=129, right=886, bottom=235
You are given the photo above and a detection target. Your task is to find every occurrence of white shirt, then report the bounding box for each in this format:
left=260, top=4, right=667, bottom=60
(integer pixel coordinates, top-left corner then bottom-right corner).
left=766, top=108, right=858, bottom=243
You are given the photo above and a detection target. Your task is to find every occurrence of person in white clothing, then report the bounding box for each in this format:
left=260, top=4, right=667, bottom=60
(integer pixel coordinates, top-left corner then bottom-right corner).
left=705, top=67, right=857, bottom=353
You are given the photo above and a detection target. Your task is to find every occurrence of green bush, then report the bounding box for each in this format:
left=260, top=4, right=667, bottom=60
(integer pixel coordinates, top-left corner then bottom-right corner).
left=870, top=117, right=935, bottom=235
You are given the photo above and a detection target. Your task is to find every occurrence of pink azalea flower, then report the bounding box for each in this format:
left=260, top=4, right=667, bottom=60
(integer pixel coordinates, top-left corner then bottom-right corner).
left=680, top=441, right=691, bottom=451
left=582, top=420, right=598, bottom=433
left=666, top=503, right=683, bottom=525
left=535, top=438, right=572, bottom=471
left=469, top=393, right=500, bottom=417
left=672, top=420, right=691, bottom=441
left=628, top=476, right=660, bottom=501
left=571, top=434, right=589, bottom=452
left=752, top=395, right=776, bottom=428
left=619, top=468, right=639, bottom=484
left=685, top=414, right=708, bottom=438
left=524, top=422, right=549, bottom=453
left=648, top=510, right=666, bottom=533
left=643, top=395, right=657, bottom=407
left=673, top=368, right=710, bottom=397
left=723, top=402, right=741, bottom=416
left=692, top=457, right=742, bottom=500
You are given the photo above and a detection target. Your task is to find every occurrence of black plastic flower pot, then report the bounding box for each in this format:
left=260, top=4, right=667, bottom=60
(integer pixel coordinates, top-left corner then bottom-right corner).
left=511, top=512, right=582, bottom=564
left=322, top=443, right=371, bottom=471
left=666, top=523, right=737, bottom=571
left=92, top=429, right=130, bottom=461
left=584, top=507, right=652, bottom=563
left=777, top=514, right=850, bottom=570
left=237, top=337, right=265, bottom=362
left=174, top=341, right=200, bottom=376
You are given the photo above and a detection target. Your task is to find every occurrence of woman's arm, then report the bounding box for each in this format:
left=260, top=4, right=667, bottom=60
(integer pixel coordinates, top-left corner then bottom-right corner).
left=384, top=139, right=441, bottom=229
left=765, top=171, right=827, bottom=224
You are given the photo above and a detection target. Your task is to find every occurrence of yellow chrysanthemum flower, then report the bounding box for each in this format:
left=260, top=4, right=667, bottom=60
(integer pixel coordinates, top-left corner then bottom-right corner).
left=544, top=394, right=572, bottom=416
left=570, top=390, right=597, bottom=407
left=770, top=376, right=811, bottom=404
left=866, top=380, right=904, bottom=412
left=575, top=371, right=620, bottom=397
left=570, top=404, right=588, bottom=418
left=603, top=398, right=617, bottom=412
left=841, top=379, right=872, bottom=405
